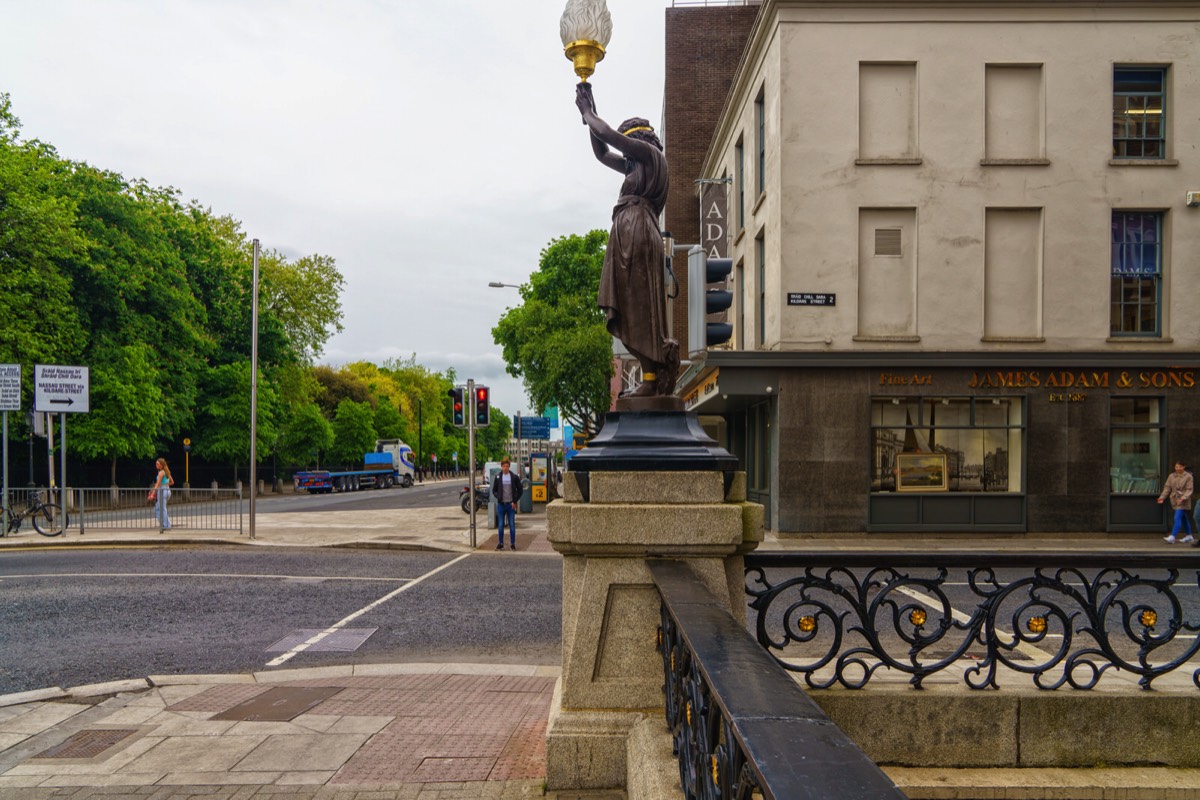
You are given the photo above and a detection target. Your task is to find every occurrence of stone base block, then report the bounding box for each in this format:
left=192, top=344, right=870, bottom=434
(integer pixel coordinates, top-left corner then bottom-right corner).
left=627, top=717, right=683, bottom=799
left=812, top=687, right=1200, bottom=768
left=547, top=679, right=645, bottom=791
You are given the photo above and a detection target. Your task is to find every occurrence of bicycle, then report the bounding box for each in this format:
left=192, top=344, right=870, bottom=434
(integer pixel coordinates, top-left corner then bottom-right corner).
left=2, top=491, right=69, bottom=537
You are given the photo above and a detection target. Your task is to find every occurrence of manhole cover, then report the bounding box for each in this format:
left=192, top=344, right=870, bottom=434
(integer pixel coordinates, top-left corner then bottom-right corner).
left=34, top=729, right=138, bottom=759
left=211, top=686, right=342, bottom=721
left=265, top=627, right=378, bottom=653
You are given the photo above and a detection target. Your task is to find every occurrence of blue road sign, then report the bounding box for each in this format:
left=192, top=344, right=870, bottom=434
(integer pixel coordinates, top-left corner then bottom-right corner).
left=513, top=416, right=552, bottom=440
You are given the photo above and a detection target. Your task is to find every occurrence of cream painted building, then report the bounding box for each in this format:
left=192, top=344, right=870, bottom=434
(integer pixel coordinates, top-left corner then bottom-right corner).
left=669, top=0, right=1200, bottom=534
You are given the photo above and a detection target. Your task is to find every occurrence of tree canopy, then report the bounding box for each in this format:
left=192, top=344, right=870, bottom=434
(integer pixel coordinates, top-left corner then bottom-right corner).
left=492, top=230, right=613, bottom=436
left=0, top=91, right=515, bottom=483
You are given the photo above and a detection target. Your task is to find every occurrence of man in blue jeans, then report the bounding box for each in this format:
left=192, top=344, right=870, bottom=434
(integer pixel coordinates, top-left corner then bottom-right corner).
left=492, top=458, right=523, bottom=551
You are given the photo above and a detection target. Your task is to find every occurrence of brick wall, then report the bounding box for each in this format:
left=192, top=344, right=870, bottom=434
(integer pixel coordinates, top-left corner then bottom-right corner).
left=664, top=5, right=759, bottom=356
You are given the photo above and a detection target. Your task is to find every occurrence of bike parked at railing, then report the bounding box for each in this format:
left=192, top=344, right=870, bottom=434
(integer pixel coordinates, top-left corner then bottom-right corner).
left=2, top=491, right=68, bottom=537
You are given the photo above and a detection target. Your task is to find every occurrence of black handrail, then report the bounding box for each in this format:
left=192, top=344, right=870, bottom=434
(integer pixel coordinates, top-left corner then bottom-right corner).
left=651, top=559, right=907, bottom=799
left=745, top=550, right=1200, bottom=690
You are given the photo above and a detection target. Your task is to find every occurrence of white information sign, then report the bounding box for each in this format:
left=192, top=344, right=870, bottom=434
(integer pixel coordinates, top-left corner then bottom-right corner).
left=0, top=364, right=19, bottom=411
left=34, top=364, right=90, bottom=413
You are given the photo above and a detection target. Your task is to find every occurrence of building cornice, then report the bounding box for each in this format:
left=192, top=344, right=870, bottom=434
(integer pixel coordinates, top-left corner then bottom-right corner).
left=701, top=349, right=1200, bottom=372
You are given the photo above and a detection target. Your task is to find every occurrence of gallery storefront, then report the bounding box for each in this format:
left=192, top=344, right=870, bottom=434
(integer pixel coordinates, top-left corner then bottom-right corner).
left=684, top=352, right=1200, bottom=534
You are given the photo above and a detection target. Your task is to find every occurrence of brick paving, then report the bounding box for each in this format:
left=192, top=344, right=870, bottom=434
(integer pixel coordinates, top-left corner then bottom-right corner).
left=0, top=669, right=564, bottom=798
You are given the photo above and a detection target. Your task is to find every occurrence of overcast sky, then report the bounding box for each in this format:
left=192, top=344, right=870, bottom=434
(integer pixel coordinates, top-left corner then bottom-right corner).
left=0, top=0, right=669, bottom=418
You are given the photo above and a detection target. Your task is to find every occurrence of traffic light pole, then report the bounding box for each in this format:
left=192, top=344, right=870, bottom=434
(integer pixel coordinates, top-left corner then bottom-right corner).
left=467, top=378, right=476, bottom=549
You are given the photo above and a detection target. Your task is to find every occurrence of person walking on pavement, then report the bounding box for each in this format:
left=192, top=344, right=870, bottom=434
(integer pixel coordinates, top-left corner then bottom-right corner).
left=492, top=458, right=523, bottom=551
left=1159, top=461, right=1194, bottom=543
left=151, top=457, right=174, bottom=534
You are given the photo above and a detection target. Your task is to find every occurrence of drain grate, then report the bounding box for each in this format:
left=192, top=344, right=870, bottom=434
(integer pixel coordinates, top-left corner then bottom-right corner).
left=265, top=627, right=378, bottom=653
left=34, top=729, right=138, bottom=760
left=211, top=686, right=343, bottom=721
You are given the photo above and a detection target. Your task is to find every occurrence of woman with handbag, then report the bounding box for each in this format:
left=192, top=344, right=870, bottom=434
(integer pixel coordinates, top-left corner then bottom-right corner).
left=150, top=457, right=174, bottom=534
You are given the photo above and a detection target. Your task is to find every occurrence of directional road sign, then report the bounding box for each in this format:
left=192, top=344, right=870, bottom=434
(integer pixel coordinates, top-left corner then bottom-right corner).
left=34, top=364, right=90, bottom=413
left=0, top=364, right=19, bottom=411
left=513, top=416, right=552, bottom=440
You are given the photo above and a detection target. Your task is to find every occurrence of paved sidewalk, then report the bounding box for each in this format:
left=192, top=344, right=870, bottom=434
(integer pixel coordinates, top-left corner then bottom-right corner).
left=0, top=664, right=626, bottom=800
left=0, top=480, right=557, bottom=555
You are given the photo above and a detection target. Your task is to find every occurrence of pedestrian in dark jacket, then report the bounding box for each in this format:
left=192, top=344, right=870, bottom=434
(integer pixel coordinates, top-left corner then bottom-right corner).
left=492, top=458, right=523, bottom=551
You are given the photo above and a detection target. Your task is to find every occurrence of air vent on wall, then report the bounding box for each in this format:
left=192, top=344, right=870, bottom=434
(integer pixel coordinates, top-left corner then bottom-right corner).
left=875, top=228, right=902, bottom=256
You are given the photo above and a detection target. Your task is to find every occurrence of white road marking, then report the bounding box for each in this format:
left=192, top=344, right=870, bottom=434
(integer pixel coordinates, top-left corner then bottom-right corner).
left=894, top=585, right=1055, bottom=663
left=264, top=552, right=473, bottom=667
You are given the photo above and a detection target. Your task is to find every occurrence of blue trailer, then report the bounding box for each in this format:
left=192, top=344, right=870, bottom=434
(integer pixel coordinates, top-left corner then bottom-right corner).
left=293, top=439, right=415, bottom=493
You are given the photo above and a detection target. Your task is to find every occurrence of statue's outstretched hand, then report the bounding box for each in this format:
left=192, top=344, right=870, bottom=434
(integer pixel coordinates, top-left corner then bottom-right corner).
left=575, top=83, right=596, bottom=117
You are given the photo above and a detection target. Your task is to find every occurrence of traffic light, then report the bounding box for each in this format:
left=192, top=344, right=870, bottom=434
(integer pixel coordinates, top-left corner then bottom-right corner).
left=474, top=386, right=490, bottom=427
left=687, top=246, right=734, bottom=358
left=449, top=386, right=465, bottom=428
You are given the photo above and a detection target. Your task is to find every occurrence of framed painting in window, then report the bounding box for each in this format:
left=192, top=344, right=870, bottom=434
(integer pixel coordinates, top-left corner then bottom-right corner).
left=896, top=453, right=949, bottom=492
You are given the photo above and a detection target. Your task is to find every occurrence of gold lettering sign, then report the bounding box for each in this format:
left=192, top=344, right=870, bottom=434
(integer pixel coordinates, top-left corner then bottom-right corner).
left=968, top=370, right=1195, bottom=390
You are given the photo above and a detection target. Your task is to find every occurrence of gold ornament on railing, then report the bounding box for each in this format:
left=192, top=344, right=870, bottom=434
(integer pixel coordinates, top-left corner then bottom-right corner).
left=909, top=609, right=927, bottom=627
left=560, top=0, right=612, bottom=82
left=798, top=615, right=817, bottom=633
left=1027, top=616, right=1048, bottom=634
left=1141, top=609, right=1158, bottom=628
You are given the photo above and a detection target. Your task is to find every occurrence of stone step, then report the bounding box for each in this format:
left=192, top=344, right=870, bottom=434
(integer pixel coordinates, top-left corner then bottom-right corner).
left=886, top=766, right=1200, bottom=799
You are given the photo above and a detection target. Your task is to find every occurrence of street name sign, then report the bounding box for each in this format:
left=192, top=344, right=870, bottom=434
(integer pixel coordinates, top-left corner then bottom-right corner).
left=34, top=364, right=90, bottom=413
left=0, top=364, right=19, bottom=411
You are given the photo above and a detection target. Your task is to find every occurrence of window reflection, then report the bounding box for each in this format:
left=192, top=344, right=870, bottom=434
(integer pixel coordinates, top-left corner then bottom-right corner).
left=871, top=397, right=1023, bottom=492
left=1110, top=398, right=1162, bottom=493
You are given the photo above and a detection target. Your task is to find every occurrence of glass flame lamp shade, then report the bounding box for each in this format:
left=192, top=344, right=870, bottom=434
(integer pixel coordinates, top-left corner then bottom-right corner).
left=560, top=0, right=612, bottom=82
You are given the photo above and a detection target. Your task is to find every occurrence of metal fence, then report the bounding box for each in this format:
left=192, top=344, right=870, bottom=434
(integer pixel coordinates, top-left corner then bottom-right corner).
left=2, top=487, right=243, bottom=535
left=652, top=559, right=906, bottom=800
left=745, top=550, right=1200, bottom=691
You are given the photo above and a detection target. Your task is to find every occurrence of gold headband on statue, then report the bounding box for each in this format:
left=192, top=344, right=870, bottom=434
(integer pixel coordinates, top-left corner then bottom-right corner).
left=622, top=126, right=653, bottom=136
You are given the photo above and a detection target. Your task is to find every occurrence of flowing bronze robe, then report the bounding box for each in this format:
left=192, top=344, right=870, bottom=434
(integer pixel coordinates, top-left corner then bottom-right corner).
left=598, top=145, right=670, bottom=365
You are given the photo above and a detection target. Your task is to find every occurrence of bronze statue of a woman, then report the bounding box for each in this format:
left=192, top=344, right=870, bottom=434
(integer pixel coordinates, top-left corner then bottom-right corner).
left=576, top=83, right=679, bottom=398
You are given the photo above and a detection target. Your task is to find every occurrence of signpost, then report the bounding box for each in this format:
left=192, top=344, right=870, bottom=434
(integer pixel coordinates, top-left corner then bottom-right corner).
left=0, top=364, right=19, bottom=527
left=33, top=364, right=91, bottom=524
left=513, top=415, right=552, bottom=440
left=183, top=438, right=192, bottom=486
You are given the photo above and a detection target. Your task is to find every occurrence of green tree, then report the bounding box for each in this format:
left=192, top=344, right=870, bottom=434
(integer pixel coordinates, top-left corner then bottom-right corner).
left=493, top=231, right=613, bottom=436
left=70, top=343, right=164, bottom=485
left=193, top=362, right=281, bottom=482
left=330, top=399, right=376, bottom=468
left=313, top=365, right=374, bottom=418
left=374, top=400, right=405, bottom=441
left=278, top=401, right=334, bottom=469
left=262, top=253, right=345, bottom=362
left=0, top=93, right=88, bottom=376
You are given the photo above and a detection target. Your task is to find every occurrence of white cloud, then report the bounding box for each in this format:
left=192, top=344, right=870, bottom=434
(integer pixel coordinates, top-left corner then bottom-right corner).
left=1, top=0, right=665, bottom=419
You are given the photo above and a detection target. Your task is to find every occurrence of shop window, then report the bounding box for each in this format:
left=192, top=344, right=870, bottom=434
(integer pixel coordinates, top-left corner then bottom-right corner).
left=870, top=397, right=1024, bottom=493
left=1113, top=67, right=1166, bottom=160
left=1110, top=212, right=1162, bottom=336
left=1110, top=397, right=1162, bottom=493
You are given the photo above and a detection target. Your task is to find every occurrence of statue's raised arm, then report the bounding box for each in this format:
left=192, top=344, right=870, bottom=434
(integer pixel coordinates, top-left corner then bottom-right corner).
left=576, top=84, right=679, bottom=398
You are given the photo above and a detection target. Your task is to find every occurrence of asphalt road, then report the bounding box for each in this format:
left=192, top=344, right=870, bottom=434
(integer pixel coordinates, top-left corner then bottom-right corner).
left=257, top=478, right=466, bottom=513
left=0, top=546, right=562, bottom=696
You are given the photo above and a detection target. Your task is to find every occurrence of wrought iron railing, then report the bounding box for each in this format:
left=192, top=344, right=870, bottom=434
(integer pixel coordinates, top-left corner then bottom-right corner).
left=745, top=550, right=1200, bottom=691
left=651, top=559, right=906, bottom=799
left=1, top=487, right=243, bottom=535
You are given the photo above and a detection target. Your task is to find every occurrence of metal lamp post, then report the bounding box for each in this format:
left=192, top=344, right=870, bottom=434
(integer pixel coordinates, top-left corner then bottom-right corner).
left=249, top=238, right=260, bottom=540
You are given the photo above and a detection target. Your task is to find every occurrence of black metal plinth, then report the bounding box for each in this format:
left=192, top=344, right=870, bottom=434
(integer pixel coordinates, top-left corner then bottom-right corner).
left=568, top=411, right=738, bottom=500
